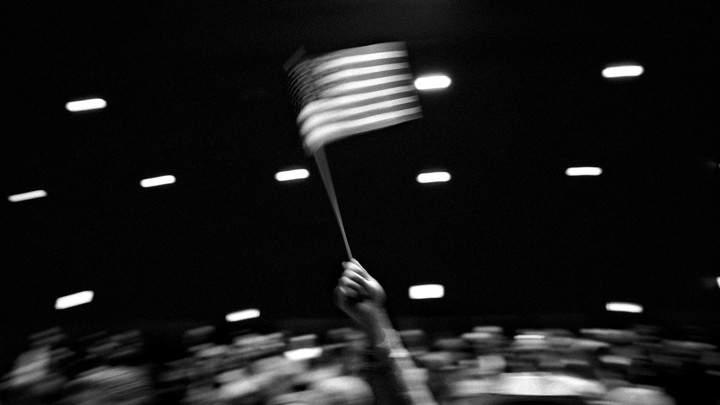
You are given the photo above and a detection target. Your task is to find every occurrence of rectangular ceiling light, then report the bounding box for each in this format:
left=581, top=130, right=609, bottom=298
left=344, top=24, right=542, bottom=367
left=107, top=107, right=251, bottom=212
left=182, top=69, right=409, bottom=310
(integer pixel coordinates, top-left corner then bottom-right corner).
left=8, top=190, right=47, bottom=202
left=409, top=284, right=444, bottom=299
left=275, top=169, right=310, bottom=182
left=55, top=291, right=94, bottom=310
left=140, top=175, right=176, bottom=188
left=225, top=308, right=261, bottom=322
left=65, top=98, right=107, bottom=112
left=716, top=277, right=720, bottom=289
left=414, top=75, right=452, bottom=90
left=606, top=302, right=643, bottom=313
left=416, top=171, right=451, bottom=183
left=284, top=347, right=323, bottom=361
left=602, top=65, right=644, bottom=79
left=601, top=355, right=633, bottom=366
left=514, top=334, right=546, bottom=340
left=565, top=167, right=602, bottom=176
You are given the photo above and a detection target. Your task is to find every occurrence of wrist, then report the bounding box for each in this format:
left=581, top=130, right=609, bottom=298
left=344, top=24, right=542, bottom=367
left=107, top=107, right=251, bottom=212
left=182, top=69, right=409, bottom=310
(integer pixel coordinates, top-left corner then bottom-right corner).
left=366, top=327, right=386, bottom=347
left=368, top=313, right=401, bottom=349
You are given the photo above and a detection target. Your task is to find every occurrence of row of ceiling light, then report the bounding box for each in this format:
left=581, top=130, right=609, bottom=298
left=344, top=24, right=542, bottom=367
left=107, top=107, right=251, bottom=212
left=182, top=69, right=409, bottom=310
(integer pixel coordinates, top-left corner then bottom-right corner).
left=9, top=64, right=640, bottom=203
left=5, top=169, right=451, bottom=203
left=274, top=168, right=453, bottom=183
left=8, top=165, right=608, bottom=203
left=61, top=63, right=643, bottom=113
left=55, top=282, right=670, bottom=317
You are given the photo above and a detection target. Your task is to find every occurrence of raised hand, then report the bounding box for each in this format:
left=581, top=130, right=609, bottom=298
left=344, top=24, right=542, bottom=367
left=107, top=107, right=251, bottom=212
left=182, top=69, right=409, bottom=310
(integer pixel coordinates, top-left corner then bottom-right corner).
left=334, top=259, right=387, bottom=345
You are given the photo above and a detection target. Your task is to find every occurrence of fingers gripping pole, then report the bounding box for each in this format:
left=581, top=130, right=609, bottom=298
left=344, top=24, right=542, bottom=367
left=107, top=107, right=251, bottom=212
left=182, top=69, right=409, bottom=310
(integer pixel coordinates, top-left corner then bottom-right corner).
left=313, top=147, right=353, bottom=260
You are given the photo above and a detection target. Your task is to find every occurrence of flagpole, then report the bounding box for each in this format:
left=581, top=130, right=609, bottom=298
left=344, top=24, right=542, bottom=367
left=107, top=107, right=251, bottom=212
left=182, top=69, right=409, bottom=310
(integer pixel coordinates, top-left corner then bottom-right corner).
left=313, top=146, right=353, bottom=260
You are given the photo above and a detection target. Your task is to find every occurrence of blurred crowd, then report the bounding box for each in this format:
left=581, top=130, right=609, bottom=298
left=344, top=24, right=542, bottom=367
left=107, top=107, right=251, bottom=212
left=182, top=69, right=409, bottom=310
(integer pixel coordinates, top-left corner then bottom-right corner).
left=1, top=323, right=719, bottom=405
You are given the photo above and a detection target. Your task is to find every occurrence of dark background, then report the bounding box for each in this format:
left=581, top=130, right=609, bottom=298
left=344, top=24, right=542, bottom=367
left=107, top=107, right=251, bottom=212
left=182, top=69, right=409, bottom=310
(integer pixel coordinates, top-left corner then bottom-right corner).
left=1, top=0, right=719, bottom=347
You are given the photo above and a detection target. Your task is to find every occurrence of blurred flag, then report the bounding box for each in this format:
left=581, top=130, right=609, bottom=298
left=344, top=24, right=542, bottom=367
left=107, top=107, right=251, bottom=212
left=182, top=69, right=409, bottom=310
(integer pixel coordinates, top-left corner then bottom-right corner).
left=287, top=42, right=422, bottom=154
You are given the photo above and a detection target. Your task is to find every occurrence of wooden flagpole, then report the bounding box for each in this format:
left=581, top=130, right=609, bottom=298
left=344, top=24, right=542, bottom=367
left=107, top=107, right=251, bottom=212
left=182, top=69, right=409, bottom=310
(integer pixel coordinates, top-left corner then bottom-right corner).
left=313, top=146, right=353, bottom=260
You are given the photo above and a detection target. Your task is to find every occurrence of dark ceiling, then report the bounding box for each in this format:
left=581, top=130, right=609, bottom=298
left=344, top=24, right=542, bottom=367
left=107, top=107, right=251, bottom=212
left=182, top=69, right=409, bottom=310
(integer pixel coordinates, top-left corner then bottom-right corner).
left=2, top=1, right=720, bottom=329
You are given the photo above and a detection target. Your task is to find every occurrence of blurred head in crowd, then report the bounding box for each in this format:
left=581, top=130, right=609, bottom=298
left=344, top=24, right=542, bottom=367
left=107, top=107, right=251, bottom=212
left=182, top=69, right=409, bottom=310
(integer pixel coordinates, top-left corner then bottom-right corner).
left=267, top=375, right=373, bottom=405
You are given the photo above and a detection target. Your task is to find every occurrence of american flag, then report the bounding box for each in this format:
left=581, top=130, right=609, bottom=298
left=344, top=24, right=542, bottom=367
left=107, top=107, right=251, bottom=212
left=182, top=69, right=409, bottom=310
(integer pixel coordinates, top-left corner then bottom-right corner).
left=287, top=42, right=422, bottom=154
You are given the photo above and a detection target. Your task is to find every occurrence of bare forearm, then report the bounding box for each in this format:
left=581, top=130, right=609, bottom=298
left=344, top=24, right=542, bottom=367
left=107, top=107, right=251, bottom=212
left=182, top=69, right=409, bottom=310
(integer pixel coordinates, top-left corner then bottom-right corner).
left=336, top=260, right=437, bottom=404
left=362, top=310, right=437, bottom=405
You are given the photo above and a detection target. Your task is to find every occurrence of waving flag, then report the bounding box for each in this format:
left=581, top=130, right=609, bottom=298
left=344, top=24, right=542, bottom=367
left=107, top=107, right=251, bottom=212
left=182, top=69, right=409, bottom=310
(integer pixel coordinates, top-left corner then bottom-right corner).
left=287, top=42, right=422, bottom=154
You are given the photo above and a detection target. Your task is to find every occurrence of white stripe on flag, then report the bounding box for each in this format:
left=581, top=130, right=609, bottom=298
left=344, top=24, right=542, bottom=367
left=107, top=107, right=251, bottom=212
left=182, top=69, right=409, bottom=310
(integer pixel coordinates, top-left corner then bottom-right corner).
left=297, top=85, right=415, bottom=122
left=300, top=95, right=419, bottom=135
left=321, top=74, right=413, bottom=96
left=315, top=50, right=408, bottom=73
left=315, top=62, right=410, bottom=86
left=303, top=107, right=422, bottom=151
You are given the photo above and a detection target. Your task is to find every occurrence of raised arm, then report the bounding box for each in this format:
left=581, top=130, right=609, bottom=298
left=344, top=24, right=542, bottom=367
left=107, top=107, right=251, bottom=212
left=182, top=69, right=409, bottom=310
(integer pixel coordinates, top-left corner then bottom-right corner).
left=335, top=259, right=437, bottom=405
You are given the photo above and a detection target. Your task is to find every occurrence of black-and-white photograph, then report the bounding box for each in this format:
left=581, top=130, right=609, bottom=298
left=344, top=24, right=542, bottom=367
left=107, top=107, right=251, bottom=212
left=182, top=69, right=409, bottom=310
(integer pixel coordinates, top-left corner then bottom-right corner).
left=1, top=1, right=719, bottom=404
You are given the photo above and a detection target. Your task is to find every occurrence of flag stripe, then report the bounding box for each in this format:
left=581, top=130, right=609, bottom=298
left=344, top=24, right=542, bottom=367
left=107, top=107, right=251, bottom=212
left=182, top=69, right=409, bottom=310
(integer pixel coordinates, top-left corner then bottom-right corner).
left=315, top=41, right=408, bottom=59
left=317, top=55, right=410, bottom=73
left=315, top=72, right=413, bottom=101
left=315, top=49, right=408, bottom=73
left=311, top=42, right=408, bottom=65
left=315, top=62, right=410, bottom=86
left=318, top=77, right=414, bottom=100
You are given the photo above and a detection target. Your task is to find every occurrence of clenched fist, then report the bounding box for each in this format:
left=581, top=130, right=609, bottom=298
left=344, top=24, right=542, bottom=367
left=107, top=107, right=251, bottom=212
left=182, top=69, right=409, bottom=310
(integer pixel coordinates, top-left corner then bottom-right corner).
left=334, top=259, right=388, bottom=345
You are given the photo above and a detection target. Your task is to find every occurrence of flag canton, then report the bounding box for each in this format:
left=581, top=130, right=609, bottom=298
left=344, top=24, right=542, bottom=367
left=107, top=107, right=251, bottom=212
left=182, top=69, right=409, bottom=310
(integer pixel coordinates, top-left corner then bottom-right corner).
left=287, top=58, right=322, bottom=115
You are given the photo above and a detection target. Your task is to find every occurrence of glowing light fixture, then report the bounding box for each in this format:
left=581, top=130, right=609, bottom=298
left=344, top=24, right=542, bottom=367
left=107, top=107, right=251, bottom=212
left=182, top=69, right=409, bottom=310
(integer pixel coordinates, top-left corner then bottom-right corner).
left=55, top=291, right=94, bottom=310
left=602, top=65, right=644, bottom=79
left=416, top=171, right=451, bottom=183
left=8, top=190, right=47, bottom=202
left=716, top=277, right=720, bottom=289
left=140, top=175, right=176, bottom=188
left=409, top=284, right=444, bottom=299
left=226, top=308, right=260, bottom=322
left=275, top=169, right=310, bottom=182
left=601, top=355, right=633, bottom=366
left=414, top=75, right=451, bottom=90
left=606, top=302, right=643, bottom=313
left=284, top=347, right=323, bottom=361
left=514, top=334, right=546, bottom=340
left=565, top=167, right=602, bottom=176
left=65, top=98, right=107, bottom=112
